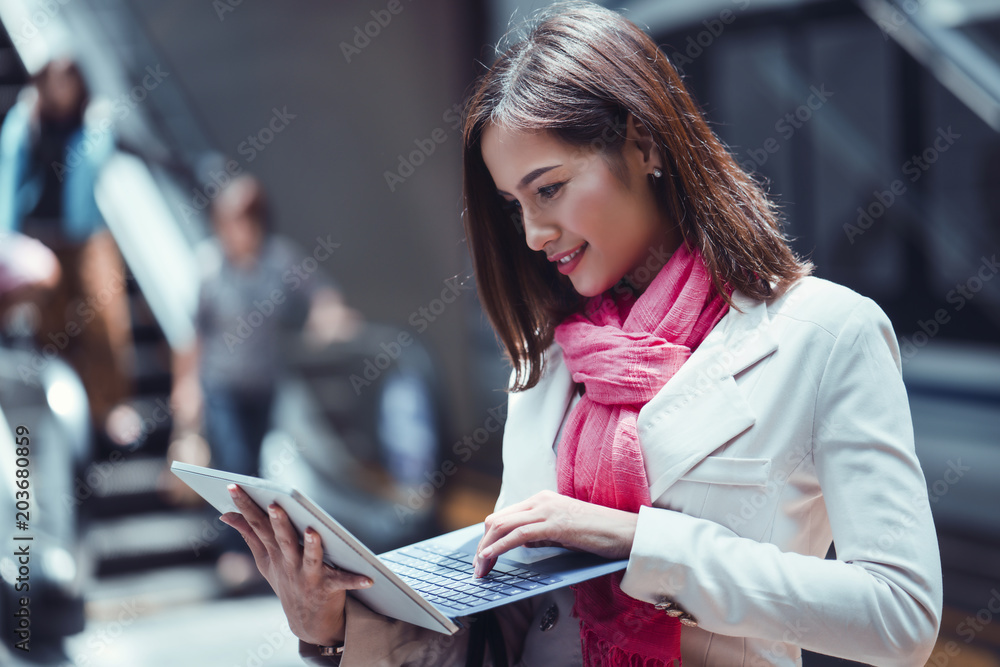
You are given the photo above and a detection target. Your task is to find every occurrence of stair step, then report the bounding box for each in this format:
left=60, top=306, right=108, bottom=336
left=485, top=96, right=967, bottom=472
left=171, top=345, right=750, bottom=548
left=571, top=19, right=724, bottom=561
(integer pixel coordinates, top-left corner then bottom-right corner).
left=84, top=511, right=222, bottom=576
left=84, top=455, right=164, bottom=498
left=79, top=456, right=174, bottom=517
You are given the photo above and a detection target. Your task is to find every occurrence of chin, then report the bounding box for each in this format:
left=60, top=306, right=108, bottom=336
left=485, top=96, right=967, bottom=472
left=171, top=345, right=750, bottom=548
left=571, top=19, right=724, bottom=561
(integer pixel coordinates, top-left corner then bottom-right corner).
left=569, top=275, right=615, bottom=299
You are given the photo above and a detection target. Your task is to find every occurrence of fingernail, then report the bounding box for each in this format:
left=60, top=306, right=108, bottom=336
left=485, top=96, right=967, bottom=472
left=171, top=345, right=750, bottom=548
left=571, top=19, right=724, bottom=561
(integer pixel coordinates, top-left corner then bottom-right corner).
left=227, top=484, right=237, bottom=496
left=305, top=531, right=315, bottom=544
left=268, top=506, right=278, bottom=519
left=361, top=579, right=373, bottom=588
left=218, top=514, right=230, bottom=525
left=480, top=549, right=492, bottom=560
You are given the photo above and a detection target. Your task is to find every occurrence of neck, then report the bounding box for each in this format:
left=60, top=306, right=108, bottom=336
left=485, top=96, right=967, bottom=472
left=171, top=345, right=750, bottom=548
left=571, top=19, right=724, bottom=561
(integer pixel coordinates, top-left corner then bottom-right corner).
left=621, top=231, right=682, bottom=296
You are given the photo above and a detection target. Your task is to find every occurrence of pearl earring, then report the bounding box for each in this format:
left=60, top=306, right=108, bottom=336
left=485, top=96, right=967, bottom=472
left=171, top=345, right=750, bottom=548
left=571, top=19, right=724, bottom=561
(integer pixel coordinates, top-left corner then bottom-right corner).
left=652, top=168, right=663, bottom=178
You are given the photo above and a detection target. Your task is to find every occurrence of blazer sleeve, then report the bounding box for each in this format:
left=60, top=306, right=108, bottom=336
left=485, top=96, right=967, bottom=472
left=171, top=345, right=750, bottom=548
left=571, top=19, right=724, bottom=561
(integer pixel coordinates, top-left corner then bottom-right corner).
left=619, top=298, right=943, bottom=666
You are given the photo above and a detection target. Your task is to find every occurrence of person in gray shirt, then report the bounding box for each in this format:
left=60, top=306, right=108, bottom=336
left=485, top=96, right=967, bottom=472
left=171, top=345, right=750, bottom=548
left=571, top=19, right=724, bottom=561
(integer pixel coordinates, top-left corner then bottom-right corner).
left=172, top=174, right=359, bottom=479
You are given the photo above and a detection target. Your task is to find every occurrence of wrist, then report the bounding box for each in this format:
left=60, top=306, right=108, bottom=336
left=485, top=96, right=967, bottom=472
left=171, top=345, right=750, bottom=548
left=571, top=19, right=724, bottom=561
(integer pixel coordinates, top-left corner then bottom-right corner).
left=298, top=639, right=344, bottom=665
left=594, top=504, right=638, bottom=559
left=615, top=508, right=639, bottom=557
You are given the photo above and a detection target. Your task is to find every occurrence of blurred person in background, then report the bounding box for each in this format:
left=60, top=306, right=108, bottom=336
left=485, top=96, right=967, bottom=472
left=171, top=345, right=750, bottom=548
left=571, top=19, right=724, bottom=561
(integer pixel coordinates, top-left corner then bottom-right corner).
left=0, top=56, right=136, bottom=443
left=223, top=2, right=942, bottom=666
left=170, top=174, right=360, bottom=583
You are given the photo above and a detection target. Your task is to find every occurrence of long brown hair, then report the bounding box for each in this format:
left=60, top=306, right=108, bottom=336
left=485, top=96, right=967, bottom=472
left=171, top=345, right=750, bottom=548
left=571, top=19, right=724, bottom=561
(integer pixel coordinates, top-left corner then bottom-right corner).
left=462, top=1, right=813, bottom=391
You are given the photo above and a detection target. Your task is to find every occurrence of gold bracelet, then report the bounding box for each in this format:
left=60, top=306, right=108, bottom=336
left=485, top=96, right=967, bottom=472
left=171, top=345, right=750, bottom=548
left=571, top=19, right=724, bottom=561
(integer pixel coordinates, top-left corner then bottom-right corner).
left=318, top=643, right=345, bottom=657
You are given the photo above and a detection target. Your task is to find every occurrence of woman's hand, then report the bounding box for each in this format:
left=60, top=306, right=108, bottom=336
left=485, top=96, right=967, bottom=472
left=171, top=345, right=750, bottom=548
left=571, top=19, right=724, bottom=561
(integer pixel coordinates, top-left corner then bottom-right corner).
left=219, top=484, right=373, bottom=645
left=473, top=490, right=638, bottom=577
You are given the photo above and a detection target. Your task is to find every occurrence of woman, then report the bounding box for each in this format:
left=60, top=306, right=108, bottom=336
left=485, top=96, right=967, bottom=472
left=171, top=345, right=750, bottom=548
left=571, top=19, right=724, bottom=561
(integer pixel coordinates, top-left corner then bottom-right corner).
left=0, top=57, right=134, bottom=439
left=221, top=2, right=942, bottom=665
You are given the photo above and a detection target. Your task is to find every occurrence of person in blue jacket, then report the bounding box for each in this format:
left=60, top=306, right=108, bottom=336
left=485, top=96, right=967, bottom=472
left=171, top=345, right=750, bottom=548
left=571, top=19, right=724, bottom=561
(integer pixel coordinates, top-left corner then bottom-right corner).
left=0, top=57, right=133, bottom=437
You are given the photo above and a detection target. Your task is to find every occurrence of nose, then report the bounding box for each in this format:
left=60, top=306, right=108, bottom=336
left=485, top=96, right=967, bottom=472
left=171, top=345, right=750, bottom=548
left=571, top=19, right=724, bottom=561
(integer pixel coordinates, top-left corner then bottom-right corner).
left=521, top=206, right=560, bottom=253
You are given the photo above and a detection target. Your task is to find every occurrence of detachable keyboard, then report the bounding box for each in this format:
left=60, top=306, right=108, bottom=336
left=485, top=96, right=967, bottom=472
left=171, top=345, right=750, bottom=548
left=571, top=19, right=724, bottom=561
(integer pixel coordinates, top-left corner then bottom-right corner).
left=380, top=543, right=563, bottom=611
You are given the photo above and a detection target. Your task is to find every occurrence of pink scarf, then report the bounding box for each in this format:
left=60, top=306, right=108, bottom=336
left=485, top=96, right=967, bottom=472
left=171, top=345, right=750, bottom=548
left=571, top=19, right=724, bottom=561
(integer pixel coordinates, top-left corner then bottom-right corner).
left=553, top=242, right=729, bottom=667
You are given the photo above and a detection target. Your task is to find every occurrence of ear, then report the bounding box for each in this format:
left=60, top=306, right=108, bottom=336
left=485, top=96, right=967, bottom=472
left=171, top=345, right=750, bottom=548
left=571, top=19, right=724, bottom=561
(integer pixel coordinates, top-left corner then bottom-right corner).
left=625, top=112, right=663, bottom=172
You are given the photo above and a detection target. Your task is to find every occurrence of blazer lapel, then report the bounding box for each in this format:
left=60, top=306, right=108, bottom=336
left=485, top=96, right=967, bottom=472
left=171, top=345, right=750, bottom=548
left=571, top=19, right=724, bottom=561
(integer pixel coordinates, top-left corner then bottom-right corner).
left=496, top=346, right=574, bottom=509
left=638, top=290, right=778, bottom=499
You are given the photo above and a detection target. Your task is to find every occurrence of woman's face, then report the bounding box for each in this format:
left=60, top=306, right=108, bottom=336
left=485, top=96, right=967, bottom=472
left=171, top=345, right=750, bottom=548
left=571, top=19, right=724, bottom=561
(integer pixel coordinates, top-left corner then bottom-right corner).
left=480, top=117, right=678, bottom=297
left=38, top=60, right=85, bottom=121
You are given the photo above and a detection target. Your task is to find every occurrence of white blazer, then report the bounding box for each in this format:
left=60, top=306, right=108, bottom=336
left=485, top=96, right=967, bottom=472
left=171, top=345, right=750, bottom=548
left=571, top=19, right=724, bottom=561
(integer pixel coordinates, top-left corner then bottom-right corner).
left=495, top=276, right=943, bottom=666
left=337, top=276, right=942, bottom=667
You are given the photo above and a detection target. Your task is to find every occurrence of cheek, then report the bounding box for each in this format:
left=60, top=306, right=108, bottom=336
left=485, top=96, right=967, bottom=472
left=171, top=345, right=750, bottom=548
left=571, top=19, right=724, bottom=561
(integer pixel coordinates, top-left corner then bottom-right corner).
left=568, top=172, right=624, bottom=241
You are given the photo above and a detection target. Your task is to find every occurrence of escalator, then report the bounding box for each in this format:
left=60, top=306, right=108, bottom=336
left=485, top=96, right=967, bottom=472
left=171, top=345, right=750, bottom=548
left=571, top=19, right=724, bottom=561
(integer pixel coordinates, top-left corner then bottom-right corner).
left=0, top=1, right=452, bottom=663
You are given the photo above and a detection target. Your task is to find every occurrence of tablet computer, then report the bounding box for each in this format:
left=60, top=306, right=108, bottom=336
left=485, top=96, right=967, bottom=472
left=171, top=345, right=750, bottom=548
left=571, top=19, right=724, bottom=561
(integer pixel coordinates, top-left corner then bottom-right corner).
left=171, top=461, right=628, bottom=633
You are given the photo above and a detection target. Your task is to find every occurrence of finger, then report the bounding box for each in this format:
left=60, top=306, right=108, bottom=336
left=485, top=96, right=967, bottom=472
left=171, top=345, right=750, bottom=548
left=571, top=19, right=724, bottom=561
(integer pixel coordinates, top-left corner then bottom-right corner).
left=228, top=484, right=280, bottom=556
left=300, top=528, right=373, bottom=592
left=484, top=495, right=538, bottom=521
left=479, top=522, right=550, bottom=563
left=475, top=511, right=545, bottom=578
left=300, top=527, right=327, bottom=580
left=326, top=567, right=374, bottom=592
left=319, top=565, right=374, bottom=594
left=476, top=494, right=543, bottom=554
left=219, top=512, right=270, bottom=569
left=473, top=554, right=497, bottom=579
left=480, top=509, right=545, bottom=556
left=268, top=503, right=302, bottom=569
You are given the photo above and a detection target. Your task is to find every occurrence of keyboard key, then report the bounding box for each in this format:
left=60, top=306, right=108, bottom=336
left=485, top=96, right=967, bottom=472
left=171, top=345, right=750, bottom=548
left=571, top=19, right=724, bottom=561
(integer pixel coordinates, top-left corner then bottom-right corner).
left=510, top=579, right=544, bottom=591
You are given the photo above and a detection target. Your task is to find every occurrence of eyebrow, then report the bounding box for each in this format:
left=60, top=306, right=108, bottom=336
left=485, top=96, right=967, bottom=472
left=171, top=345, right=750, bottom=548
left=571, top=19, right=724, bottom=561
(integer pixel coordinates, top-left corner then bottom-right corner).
left=496, top=165, right=561, bottom=195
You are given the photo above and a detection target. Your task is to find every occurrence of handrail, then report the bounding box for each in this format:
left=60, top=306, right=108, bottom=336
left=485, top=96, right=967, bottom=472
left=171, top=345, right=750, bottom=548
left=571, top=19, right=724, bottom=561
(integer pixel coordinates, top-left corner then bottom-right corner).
left=857, top=0, right=1000, bottom=132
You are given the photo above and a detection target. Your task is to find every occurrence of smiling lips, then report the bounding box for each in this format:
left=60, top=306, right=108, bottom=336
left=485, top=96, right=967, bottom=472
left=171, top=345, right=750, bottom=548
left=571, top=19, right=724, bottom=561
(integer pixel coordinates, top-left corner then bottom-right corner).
left=550, top=242, right=587, bottom=275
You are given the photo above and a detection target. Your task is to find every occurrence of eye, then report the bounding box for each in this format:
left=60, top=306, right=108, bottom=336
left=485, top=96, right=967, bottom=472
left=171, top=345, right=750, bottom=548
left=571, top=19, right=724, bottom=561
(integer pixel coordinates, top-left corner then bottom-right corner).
left=537, top=182, right=564, bottom=199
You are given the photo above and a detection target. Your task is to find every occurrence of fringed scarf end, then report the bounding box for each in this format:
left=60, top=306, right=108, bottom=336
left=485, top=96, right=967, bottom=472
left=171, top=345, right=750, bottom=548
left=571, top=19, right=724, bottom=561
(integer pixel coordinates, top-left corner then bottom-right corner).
left=580, top=624, right=682, bottom=667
